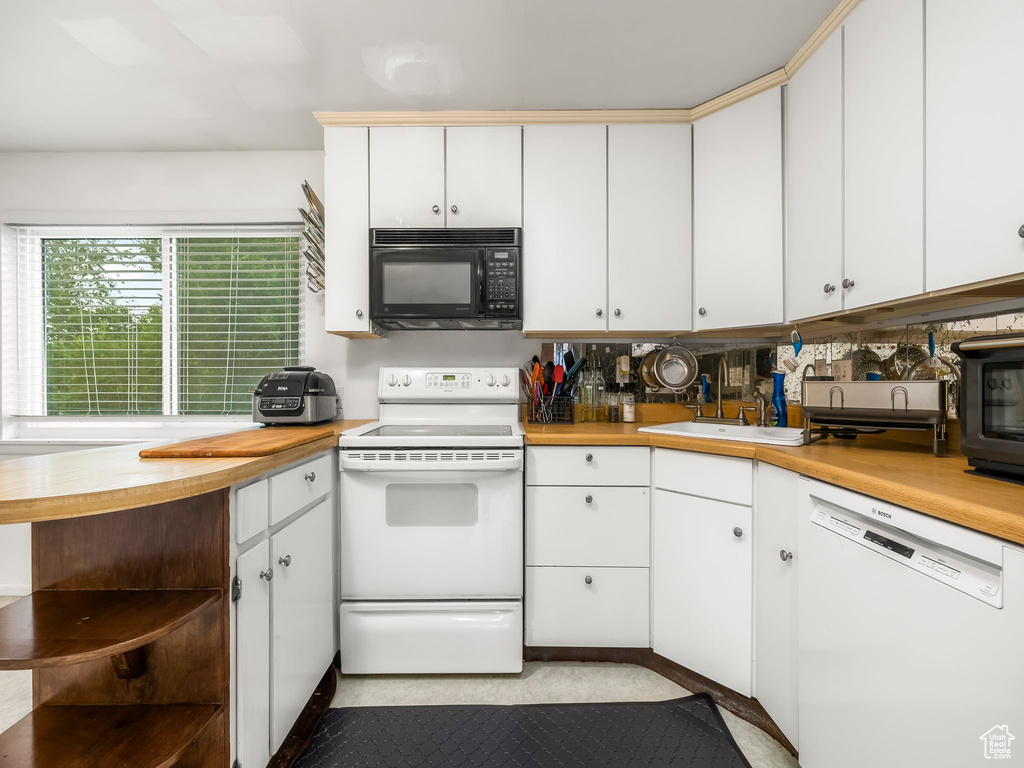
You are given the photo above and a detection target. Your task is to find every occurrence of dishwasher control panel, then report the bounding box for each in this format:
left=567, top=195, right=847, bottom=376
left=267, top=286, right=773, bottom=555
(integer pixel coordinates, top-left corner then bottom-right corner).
left=810, top=502, right=1004, bottom=608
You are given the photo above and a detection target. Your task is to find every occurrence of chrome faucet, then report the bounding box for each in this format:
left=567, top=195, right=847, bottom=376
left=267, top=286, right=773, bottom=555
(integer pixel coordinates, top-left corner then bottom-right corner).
left=752, top=391, right=770, bottom=427
left=715, top=357, right=728, bottom=420
left=689, top=357, right=764, bottom=427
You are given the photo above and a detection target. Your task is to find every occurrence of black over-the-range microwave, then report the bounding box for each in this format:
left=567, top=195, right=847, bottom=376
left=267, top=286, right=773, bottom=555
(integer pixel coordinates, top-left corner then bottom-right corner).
left=369, top=228, right=522, bottom=330
left=953, top=333, right=1024, bottom=482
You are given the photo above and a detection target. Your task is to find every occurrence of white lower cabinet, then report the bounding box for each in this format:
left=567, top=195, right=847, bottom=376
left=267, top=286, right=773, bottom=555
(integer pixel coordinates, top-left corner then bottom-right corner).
left=270, top=499, right=335, bottom=751
left=753, top=464, right=800, bottom=749
left=652, top=449, right=754, bottom=697
left=236, top=538, right=272, bottom=768
left=234, top=451, right=337, bottom=767
left=526, top=566, right=649, bottom=647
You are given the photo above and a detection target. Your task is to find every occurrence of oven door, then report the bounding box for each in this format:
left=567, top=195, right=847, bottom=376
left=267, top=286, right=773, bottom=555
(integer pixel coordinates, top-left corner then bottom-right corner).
left=370, top=247, right=483, bottom=320
left=339, top=451, right=523, bottom=599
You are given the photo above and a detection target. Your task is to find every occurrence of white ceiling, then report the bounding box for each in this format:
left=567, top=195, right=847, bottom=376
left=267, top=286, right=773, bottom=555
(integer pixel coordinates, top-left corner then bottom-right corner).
left=0, top=0, right=838, bottom=152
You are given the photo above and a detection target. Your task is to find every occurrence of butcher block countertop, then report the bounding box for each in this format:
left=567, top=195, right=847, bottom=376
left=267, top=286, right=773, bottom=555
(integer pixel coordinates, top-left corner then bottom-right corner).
left=0, top=420, right=371, bottom=525
left=524, top=422, right=1024, bottom=548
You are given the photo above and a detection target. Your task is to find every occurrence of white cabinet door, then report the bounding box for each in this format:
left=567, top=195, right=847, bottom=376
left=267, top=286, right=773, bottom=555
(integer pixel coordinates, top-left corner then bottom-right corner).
left=523, top=125, right=607, bottom=333
left=693, top=88, right=784, bottom=330
left=786, top=32, right=844, bottom=322
left=653, top=490, right=753, bottom=696
left=270, top=500, right=335, bottom=752
left=369, top=127, right=445, bottom=228
left=926, top=0, right=1024, bottom=291
left=236, top=539, right=271, bottom=768
left=754, top=464, right=800, bottom=749
left=608, top=124, right=692, bottom=333
left=446, top=126, right=522, bottom=228
left=324, top=127, right=371, bottom=334
left=843, top=0, right=924, bottom=309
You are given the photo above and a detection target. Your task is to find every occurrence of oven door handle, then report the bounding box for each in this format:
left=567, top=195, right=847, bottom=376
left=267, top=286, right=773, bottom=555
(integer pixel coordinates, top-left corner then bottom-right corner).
left=341, top=456, right=523, bottom=472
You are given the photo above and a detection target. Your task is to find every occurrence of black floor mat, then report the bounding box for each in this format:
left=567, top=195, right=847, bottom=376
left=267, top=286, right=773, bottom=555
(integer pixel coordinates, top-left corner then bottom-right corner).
left=292, top=694, right=753, bottom=768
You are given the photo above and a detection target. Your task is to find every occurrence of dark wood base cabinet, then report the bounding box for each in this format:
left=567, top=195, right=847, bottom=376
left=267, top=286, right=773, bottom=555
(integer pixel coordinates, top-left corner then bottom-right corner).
left=0, top=492, right=231, bottom=767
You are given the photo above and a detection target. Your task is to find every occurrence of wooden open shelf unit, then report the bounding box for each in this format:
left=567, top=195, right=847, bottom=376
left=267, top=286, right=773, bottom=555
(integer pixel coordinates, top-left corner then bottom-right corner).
left=0, top=491, right=232, bottom=767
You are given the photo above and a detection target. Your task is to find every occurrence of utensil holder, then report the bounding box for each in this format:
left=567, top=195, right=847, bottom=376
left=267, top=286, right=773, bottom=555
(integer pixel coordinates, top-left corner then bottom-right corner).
left=528, top=394, right=574, bottom=424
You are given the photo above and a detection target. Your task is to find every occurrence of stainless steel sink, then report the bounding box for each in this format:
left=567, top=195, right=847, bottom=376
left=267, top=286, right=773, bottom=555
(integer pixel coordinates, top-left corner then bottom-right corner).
left=638, top=421, right=806, bottom=446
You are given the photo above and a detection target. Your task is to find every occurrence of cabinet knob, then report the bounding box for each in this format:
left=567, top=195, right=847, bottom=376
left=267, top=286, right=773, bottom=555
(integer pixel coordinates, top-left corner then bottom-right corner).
left=733, top=527, right=743, bottom=538
left=842, top=278, right=855, bottom=290
left=279, top=555, right=292, bottom=567
left=1018, top=224, right=1024, bottom=238
left=698, top=307, right=707, bottom=316
left=450, top=204, right=459, bottom=214
left=823, top=283, right=835, bottom=294
left=304, top=471, right=316, bottom=483
left=259, top=568, right=273, bottom=582
left=585, top=575, right=593, bottom=585
left=596, top=308, right=603, bottom=317
left=779, top=550, right=793, bottom=562
left=614, top=308, right=621, bottom=317
left=585, top=453, right=593, bottom=463
left=356, top=309, right=363, bottom=318
left=585, top=494, right=593, bottom=504
left=432, top=205, right=440, bottom=214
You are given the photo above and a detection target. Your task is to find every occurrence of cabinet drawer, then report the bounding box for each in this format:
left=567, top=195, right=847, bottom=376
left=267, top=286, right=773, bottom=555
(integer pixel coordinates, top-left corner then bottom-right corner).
left=526, top=566, right=649, bottom=647
left=653, top=448, right=752, bottom=506
left=235, top=478, right=269, bottom=544
left=269, top=453, right=332, bottom=526
left=527, top=486, right=649, bottom=567
left=526, top=446, right=649, bottom=487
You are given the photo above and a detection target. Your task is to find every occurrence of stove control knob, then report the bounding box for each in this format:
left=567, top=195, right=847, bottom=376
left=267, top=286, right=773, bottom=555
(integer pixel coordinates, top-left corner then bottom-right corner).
left=401, top=374, right=412, bottom=387
left=500, top=374, right=511, bottom=387
left=387, top=374, right=397, bottom=387
left=484, top=374, right=496, bottom=387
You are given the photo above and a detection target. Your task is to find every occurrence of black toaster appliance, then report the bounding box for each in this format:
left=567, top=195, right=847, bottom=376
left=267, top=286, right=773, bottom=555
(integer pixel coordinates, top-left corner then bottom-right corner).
left=253, top=366, right=341, bottom=425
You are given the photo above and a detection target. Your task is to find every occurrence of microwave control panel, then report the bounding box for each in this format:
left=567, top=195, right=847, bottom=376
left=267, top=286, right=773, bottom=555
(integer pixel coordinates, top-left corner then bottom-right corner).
left=484, top=250, right=519, bottom=316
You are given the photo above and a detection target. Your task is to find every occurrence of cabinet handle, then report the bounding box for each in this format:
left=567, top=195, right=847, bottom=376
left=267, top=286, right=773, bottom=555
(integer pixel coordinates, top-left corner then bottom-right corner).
left=823, top=283, right=835, bottom=294
left=779, top=550, right=793, bottom=562
left=279, top=555, right=292, bottom=567
left=356, top=309, right=363, bottom=318
left=585, top=575, right=593, bottom=585
left=585, top=494, right=593, bottom=504
left=733, top=527, right=743, bottom=538
left=596, top=308, right=603, bottom=317
left=842, top=278, right=855, bottom=290
left=304, top=471, right=316, bottom=482
left=450, top=204, right=459, bottom=214
left=259, top=568, right=273, bottom=582
left=614, top=308, right=621, bottom=317
left=585, top=453, right=593, bottom=463
left=698, top=307, right=707, bottom=316
left=432, top=205, right=440, bottom=214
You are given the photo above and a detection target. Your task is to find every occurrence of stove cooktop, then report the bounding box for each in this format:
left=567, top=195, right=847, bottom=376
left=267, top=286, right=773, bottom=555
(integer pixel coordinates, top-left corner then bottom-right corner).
left=360, top=425, right=514, bottom=438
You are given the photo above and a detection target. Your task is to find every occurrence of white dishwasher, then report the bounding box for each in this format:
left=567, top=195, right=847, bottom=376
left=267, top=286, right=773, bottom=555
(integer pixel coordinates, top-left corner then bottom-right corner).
left=799, top=478, right=1024, bottom=768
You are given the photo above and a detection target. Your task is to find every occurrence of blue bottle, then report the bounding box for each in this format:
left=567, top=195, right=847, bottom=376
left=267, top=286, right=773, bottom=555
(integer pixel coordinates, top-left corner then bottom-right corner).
left=770, top=370, right=788, bottom=428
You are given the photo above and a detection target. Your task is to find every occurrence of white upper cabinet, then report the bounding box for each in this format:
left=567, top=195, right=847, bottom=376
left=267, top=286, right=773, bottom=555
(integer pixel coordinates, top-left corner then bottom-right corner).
left=608, top=124, right=692, bottom=333
left=445, top=126, right=522, bottom=228
left=693, top=88, right=784, bottom=331
left=786, top=32, right=843, bottom=322
left=369, top=127, right=446, bottom=228
left=926, top=0, right=1024, bottom=291
left=843, top=0, right=923, bottom=309
left=523, top=124, right=608, bottom=333
left=324, top=126, right=371, bottom=334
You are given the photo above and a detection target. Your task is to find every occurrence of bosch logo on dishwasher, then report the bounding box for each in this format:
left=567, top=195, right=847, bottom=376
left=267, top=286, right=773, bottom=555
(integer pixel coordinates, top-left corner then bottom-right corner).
left=872, top=507, right=892, bottom=520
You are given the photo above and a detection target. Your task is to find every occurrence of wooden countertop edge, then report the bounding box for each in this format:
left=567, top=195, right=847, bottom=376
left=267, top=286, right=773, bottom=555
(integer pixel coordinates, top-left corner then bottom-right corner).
left=525, top=429, right=1024, bottom=547
left=0, top=435, right=340, bottom=525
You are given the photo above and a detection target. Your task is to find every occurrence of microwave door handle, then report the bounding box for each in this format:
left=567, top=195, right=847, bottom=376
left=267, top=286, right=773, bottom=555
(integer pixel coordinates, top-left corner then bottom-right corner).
left=477, top=255, right=485, bottom=314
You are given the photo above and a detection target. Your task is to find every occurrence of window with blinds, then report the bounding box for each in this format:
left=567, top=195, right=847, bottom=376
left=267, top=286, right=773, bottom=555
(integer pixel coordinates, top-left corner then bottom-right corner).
left=3, top=225, right=303, bottom=418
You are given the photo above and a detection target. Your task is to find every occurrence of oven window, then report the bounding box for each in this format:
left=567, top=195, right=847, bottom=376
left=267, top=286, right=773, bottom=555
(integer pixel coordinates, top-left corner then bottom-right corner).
left=982, top=363, right=1024, bottom=441
left=383, top=262, right=473, bottom=305
left=385, top=483, right=479, bottom=527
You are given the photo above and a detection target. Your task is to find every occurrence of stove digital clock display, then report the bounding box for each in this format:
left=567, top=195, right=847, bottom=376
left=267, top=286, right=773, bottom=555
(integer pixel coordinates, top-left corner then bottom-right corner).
left=442, top=374, right=456, bottom=382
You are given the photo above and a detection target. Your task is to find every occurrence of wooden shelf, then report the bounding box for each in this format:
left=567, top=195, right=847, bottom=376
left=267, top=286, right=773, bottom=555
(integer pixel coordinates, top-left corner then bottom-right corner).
left=0, top=704, right=222, bottom=768
left=0, top=589, right=221, bottom=669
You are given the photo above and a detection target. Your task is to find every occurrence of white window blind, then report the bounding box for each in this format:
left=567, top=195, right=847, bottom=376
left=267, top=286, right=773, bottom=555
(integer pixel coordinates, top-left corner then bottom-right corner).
left=3, top=224, right=303, bottom=418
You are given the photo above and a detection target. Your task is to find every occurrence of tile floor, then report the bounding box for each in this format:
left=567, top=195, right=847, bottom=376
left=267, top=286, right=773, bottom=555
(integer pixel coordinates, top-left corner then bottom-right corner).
left=334, top=662, right=800, bottom=768
left=0, top=595, right=799, bottom=767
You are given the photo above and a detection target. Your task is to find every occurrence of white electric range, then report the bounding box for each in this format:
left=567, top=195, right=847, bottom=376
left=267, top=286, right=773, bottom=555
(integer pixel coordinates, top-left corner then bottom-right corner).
left=337, top=367, right=524, bottom=674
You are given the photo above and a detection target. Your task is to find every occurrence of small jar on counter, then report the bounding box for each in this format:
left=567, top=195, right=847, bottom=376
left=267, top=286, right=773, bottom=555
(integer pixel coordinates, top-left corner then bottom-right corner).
left=621, top=388, right=635, bottom=423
